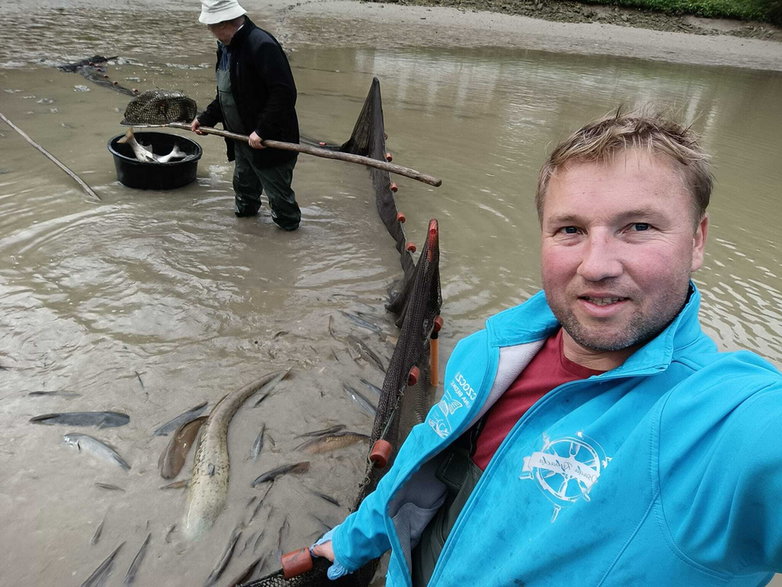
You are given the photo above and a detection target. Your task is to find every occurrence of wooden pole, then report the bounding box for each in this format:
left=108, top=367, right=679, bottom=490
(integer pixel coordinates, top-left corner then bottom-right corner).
left=0, top=112, right=102, bottom=201
left=136, top=122, right=443, bottom=188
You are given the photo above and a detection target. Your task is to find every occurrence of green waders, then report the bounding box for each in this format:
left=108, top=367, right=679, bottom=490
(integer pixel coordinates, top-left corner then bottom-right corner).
left=217, top=67, right=301, bottom=230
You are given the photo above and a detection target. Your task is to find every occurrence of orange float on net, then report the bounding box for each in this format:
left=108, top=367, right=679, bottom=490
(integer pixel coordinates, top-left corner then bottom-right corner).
left=433, top=315, right=444, bottom=335
left=385, top=152, right=393, bottom=162
left=405, top=242, right=416, bottom=253
left=281, top=548, right=314, bottom=579
left=396, top=212, right=406, bottom=223
left=370, top=439, right=393, bottom=468
left=390, top=182, right=398, bottom=192
left=408, top=365, right=420, bottom=386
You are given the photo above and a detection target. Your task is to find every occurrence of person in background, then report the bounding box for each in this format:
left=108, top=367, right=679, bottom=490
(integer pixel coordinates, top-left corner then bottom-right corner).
left=191, top=0, right=301, bottom=231
left=312, top=108, right=782, bottom=585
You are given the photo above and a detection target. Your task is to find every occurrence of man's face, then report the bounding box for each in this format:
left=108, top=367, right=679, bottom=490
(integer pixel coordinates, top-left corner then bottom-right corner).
left=540, top=149, right=708, bottom=370
left=208, top=21, right=236, bottom=45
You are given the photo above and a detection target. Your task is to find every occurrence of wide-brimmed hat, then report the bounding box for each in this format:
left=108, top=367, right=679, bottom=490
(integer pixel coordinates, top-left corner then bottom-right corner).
left=198, top=0, right=246, bottom=25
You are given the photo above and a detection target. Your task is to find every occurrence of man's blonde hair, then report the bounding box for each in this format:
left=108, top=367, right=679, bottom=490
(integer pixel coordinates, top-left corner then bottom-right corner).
left=536, top=107, right=713, bottom=226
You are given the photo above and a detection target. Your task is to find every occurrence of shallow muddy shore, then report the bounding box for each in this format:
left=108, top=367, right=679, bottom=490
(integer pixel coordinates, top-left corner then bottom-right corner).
left=2, top=0, right=781, bottom=71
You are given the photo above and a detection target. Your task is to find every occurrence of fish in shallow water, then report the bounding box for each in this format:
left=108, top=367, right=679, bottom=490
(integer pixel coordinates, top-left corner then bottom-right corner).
left=205, top=527, right=242, bottom=587
left=343, top=384, right=377, bottom=417
left=158, top=415, right=206, bottom=479
left=122, top=532, right=151, bottom=585
left=81, top=541, right=125, bottom=587
left=153, top=401, right=208, bottom=436
left=182, top=369, right=289, bottom=540
left=250, top=423, right=266, bottom=461
left=250, top=461, right=310, bottom=486
left=295, top=431, right=370, bottom=454
left=31, top=411, right=129, bottom=428
left=117, top=128, right=187, bottom=163
left=64, top=433, right=131, bottom=471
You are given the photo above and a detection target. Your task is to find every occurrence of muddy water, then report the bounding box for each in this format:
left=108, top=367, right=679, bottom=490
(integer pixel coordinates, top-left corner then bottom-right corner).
left=1, top=4, right=781, bottom=586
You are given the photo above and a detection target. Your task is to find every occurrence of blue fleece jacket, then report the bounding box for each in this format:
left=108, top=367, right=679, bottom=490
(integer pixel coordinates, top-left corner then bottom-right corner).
left=332, top=284, right=782, bottom=586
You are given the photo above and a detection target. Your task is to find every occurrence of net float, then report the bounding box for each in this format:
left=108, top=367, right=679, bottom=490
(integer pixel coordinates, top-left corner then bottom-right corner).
left=281, top=547, right=313, bottom=579
left=369, top=439, right=393, bottom=468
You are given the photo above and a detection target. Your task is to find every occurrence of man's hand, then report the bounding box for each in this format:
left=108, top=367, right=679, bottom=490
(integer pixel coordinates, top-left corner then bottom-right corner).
left=311, top=540, right=335, bottom=562
left=191, top=118, right=206, bottom=135
left=249, top=131, right=265, bottom=150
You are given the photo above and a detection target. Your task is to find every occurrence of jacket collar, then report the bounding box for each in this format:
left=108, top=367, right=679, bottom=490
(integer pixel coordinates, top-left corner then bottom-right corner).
left=225, top=15, right=255, bottom=49
left=486, top=281, right=709, bottom=376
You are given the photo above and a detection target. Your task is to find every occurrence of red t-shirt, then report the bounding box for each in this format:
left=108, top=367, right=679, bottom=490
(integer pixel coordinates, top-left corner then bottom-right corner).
left=471, top=328, right=603, bottom=470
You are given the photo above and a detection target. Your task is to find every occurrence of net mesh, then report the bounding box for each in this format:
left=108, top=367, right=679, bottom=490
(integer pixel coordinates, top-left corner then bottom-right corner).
left=121, top=90, right=198, bottom=125
left=242, top=78, right=442, bottom=586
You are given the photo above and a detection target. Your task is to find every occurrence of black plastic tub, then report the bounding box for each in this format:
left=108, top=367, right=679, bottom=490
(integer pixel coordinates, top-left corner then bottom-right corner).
left=108, top=131, right=202, bottom=190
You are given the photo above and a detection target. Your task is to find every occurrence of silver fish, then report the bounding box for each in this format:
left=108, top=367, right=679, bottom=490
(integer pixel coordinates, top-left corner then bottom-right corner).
left=31, top=411, right=129, bottom=428
left=250, top=461, right=310, bottom=487
left=294, top=431, right=370, bottom=454
left=153, top=401, right=208, bottom=436
left=64, top=433, right=131, bottom=471
left=122, top=532, right=151, bottom=585
left=343, top=384, right=377, bottom=417
left=28, top=390, right=81, bottom=398
left=81, top=541, right=125, bottom=587
left=117, top=128, right=187, bottom=163
left=160, top=479, right=189, bottom=490
left=94, top=482, right=125, bottom=492
left=340, top=310, right=384, bottom=334
left=250, top=423, right=266, bottom=461
left=205, top=527, right=242, bottom=587
left=90, top=513, right=107, bottom=545
left=360, top=378, right=383, bottom=397
left=294, top=424, right=346, bottom=439
left=183, top=370, right=289, bottom=540
left=252, top=367, right=291, bottom=407
left=303, top=486, right=341, bottom=507
left=346, top=334, right=386, bottom=372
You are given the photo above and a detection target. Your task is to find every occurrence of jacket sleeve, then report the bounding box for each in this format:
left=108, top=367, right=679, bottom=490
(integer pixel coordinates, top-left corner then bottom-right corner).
left=658, top=353, right=782, bottom=575
left=331, top=430, right=423, bottom=572
left=248, top=38, right=297, bottom=140
left=330, top=333, right=490, bottom=572
left=197, top=91, right=223, bottom=128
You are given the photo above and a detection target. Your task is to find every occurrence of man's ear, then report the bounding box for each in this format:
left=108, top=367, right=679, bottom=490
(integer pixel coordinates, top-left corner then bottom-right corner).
left=691, top=214, right=709, bottom=272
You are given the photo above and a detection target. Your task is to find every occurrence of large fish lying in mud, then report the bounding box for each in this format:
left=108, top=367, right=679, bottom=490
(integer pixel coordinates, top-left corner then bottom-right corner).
left=117, top=128, right=187, bottom=163
left=182, top=368, right=290, bottom=540
left=63, top=433, right=131, bottom=470
left=30, top=411, right=129, bottom=428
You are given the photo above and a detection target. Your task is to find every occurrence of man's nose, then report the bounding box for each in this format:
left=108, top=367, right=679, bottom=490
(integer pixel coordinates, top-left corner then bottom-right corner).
left=577, top=233, right=623, bottom=281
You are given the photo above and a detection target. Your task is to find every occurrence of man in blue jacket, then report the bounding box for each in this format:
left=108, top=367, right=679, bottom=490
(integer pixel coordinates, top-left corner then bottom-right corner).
left=313, top=109, right=782, bottom=585
left=192, top=0, right=301, bottom=230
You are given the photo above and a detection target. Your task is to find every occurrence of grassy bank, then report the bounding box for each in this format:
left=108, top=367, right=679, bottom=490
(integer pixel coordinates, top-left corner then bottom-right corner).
left=592, top=0, right=780, bottom=24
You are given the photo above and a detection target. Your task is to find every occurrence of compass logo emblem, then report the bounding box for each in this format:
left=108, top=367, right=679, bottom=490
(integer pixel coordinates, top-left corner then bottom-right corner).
left=520, top=432, right=610, bottom=522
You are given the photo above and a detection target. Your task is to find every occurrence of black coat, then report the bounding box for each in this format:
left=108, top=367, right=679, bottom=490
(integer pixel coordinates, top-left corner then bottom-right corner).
left=198, top=17, right=299, bottom=168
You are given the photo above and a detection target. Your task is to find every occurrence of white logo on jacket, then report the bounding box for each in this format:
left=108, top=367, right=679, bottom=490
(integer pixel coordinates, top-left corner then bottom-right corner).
left=428, top=371, right=475, bottom=438
left=520, top=432, right=610, bottom=522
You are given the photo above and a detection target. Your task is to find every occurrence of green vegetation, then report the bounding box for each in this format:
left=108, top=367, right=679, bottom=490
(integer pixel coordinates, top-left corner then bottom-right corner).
left=583, top=0, right=781, bottom=24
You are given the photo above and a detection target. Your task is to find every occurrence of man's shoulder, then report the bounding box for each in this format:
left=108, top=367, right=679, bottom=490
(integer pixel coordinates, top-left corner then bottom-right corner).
left=245, top=23, right=280, bottom=45
left=669, top=348, right=782, bottom=410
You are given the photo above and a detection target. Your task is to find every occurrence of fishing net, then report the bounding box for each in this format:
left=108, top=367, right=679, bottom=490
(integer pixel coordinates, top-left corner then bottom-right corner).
left=120, top=89, right=197, bottom=126
left=241, top=78, right=442, bottom=586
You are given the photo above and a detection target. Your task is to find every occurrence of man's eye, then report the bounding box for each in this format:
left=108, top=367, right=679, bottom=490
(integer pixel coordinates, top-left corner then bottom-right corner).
left=561, top=226, right=579, bottom=234
left=632, top=223, right=650, bottom=231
